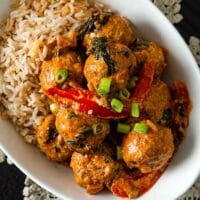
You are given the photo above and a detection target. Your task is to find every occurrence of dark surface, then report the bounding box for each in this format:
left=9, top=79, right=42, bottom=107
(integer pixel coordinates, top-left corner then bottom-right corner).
left=0, top=1, right=199, bottom=200
left=0, top=162, right=25, bottom=200
left=176, top=0, right=200, bottom=40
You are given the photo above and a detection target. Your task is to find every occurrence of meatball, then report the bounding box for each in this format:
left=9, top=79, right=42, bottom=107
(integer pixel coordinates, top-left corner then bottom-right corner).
left=143, top=80, right=172, bottom=123
left=39, top=51, right=83, bottom=92
left=70, top=147, right=121, bottom=194
left=133, top=41, right=166, bottom=77
left=122, top=120, right=174, bottom=173
left=83, top=14, right=136, bottom=48
left=84, top=42, right=136, bottom=93
left=55, top=109, right=110, bottom=153
left=36, top=115, right=71, bottom=162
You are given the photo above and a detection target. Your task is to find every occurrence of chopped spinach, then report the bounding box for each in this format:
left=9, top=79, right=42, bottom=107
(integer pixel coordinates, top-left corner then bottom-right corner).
left=78, top=12, right=113, bottom=44
left=67, top=113, right=77, bottom=119
left=100, top=12, right=113, bottom=26
left=75, top=126, right=93, bottom=140
left=88, top=37, right=116, bottom=75
left=176, top=103, right=186, bottom=117
left=172, top=122, right=184, bottom=146
left=55, top=146, right=61, bottom=153
left=79, top=14, right=100, bottom=43
left=66, top=140, right=76, bottom=145
left=130, top=38, right=150, bottom=51
left=45, top=125, right=58, bottom=144
left=122, top=51, right=130, bottom=58
left=160, top=108, right=172, bottom=126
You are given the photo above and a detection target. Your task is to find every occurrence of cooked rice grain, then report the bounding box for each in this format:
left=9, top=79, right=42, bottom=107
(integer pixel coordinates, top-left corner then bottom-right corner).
left=0, top=0, right=107, bottom=143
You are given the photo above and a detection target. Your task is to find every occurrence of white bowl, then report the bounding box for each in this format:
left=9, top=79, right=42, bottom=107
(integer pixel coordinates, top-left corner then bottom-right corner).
left=1, top=0, right=200, bottom=199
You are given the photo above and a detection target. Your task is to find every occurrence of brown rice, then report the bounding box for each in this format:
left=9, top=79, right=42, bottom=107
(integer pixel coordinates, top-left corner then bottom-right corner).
left=0, top=0, right=108, bottom=143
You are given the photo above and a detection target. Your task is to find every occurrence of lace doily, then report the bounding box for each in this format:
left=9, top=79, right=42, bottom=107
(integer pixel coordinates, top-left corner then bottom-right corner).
left=152, top=0, right=183, bottom=24
left=189, top=36, right=200, bottom=65
left=23, top=178, right=61, bottom=200
left=1, top=148, right=200, bottom=200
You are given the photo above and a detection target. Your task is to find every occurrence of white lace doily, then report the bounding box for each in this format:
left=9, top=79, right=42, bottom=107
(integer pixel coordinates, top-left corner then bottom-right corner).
left=152, top=0, right=183, bottom=24
left=1, top=146, right=200, bottom=200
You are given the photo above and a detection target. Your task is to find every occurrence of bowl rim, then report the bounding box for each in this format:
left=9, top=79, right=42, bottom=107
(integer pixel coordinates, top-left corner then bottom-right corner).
left=0, top=0, right=200, bottom=200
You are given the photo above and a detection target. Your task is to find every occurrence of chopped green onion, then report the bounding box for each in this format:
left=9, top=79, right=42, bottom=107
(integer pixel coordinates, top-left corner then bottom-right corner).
left=133, top=123, right=149, bottom=134
left=55, top=69, right=69, bottom=84
left=97, top=77, right=112, bottom=95
left=117, top=123, right=131, bottom=134
left=92, top=122, right=105, bottom=136
left=119, top=88, right=130, bottom=101
left=129, top=76, right=137, bottom=89
left=116, top=146, right=123, bottom=160
left=50, top=103, right=59, bottom=113
left=131, top=102, right=140, bottom=118
left=67, top=113, right=77, bottom=119
left=66, top=140, right=76, bottom=145
left=111, top=98, right=124, bottom=113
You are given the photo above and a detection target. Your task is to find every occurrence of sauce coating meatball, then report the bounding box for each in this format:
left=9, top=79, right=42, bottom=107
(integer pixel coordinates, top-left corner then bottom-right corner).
left=143, top=80, right=172, bottom=123
left=83, top=14, right=136, bottom=48
left=84, top=42, right=136, bottom=93
left=36, top=115, right=71, bottom=162
left=133, top=41, right=166, bottom=77
left=70, top=146, right=121, bottom=194
left=122, top=120, right=174, bottom=173
left=39, top=51, right=83, bottom=92
left=55, top=109, right=110, bottom=153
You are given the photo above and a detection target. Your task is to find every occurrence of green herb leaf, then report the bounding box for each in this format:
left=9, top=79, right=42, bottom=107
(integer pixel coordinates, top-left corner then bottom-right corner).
left=88, top=37, right=116, bottom=75
left=45, top=125, right=58, bottom=144
left=67, top=113, right=77, bottom=119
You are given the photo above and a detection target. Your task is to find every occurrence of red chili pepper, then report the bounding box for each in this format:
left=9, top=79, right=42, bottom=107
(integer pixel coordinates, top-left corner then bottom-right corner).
left=46, top=87, right=129, bottom=119
left=132, top=61, right=155, bottom=102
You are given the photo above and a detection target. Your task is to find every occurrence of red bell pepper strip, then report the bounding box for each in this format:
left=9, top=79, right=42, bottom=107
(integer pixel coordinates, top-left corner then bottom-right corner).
left=110, top=182, right=128, bottom=198
left=110, top=168, right=165, bottom=198
left=46, top=87, right=129, bottom=119
left=46, top=61, right=154, bottom=119
left=132, top=61, right=155, bottom=102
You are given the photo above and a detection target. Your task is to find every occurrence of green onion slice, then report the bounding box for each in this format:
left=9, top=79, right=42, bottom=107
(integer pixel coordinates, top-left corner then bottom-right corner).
left=131, top=102, right=140, bottom=118
left=97, top=77, right=112, bottom=95
left=133, top=123, right=149, bottom=134
left=66, top=140, right=76, bottom=145
left=92, top=122, right=105, bottom=136
left=119, top=88, right=130, bottom=101
left=117, top=123, right=131, bottom=134
left=55, top=69, right=69, bottom=84
left=67, top=113, right=77, bottom=119
left=129, top=76, right=138, bottom=89
left=50, top=103, right=59, bottom=113
left=111, top=98, right=124, bottom=113
left=116, top=146, right=123, bottom=160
